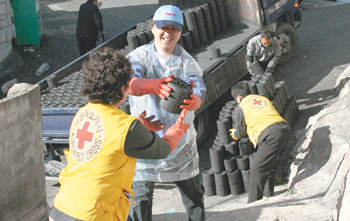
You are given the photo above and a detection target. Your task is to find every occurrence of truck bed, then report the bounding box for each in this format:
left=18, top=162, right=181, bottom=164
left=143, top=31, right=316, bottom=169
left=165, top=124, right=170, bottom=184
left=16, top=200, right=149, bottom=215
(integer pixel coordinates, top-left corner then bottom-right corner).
left=41, top=70, right=85, bottom=109
left=40, top=24, right=259, bottom=109
left=193, top=23, right=259, bottom=71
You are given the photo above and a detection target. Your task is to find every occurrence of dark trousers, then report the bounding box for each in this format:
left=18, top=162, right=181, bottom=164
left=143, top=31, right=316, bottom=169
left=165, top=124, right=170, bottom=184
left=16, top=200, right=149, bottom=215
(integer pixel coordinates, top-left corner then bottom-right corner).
left=248, top=124, right=291, bottom=203
left=263, top=170, right=276, bottom=197
left=50, top=206, right=82, bottom=221
left=127, top=174, right=205, bottom=221
left=77, top=37, right=96, bottom=56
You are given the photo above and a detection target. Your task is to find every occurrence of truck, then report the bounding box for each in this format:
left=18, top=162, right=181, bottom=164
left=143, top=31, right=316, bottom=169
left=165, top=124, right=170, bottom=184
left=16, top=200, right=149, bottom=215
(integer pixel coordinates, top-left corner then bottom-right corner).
left=39, top=0, right=302, bottom=159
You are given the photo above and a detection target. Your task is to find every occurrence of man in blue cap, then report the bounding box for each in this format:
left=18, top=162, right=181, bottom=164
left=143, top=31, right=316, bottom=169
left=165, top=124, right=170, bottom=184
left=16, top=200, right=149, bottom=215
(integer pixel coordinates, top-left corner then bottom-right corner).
left=127, top=4, right=206, bottom=221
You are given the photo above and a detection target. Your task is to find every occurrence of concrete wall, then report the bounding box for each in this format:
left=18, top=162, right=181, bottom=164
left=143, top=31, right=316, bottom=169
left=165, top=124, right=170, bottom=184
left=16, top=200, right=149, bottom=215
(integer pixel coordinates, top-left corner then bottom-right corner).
left=288, top=64, right=350, bottom=221
left=0, top=0, right=14, bottom=62
left=0, top=84, right=49, bottom=221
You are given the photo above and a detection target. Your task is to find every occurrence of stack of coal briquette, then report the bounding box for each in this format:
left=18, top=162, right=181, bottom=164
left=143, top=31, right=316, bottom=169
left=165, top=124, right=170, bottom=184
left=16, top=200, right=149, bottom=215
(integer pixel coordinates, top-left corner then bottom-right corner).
left=41, top=70, right=86, bottom=108
left=125, top=0, right=237, bottom=54
left=202, top=73, right=299, bottom=197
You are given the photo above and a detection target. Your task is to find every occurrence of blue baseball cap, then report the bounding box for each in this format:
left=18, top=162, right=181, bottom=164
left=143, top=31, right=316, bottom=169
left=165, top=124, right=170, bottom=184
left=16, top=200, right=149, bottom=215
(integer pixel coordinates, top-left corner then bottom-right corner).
left=153, top=5, right=183, bottom=31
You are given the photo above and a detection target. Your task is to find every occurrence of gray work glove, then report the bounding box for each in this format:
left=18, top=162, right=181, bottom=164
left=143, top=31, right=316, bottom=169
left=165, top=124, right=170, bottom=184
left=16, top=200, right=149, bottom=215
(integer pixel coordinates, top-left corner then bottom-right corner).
left=246, top=61, right=254, bottom=75
left=265, top=66, right=274, bottom=74
left=265, top=58, right=278, bottom=73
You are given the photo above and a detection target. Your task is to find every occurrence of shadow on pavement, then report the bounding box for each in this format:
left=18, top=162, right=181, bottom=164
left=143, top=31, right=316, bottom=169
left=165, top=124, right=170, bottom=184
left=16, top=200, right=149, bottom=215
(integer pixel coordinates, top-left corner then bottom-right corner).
left=152, top=186, right=333, bottom=221
left=274, top=4, right=350, bottom=131
left=289, top=126, right=332, bottom=186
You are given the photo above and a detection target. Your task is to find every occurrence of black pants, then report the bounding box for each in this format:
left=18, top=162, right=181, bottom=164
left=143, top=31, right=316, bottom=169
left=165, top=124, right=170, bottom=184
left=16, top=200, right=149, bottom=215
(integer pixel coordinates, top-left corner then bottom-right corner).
left=77, top=37, right=96, bottom=56
left=127, top=174, right=205, bottom=221
left=50, top=206, right=81, bottom=221
left=248, top=123, right=291, bottom=203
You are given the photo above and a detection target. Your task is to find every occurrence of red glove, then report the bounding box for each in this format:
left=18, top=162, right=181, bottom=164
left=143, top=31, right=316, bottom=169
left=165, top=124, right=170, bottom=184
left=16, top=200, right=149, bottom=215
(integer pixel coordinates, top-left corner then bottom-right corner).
left=180, top=82, right=202, bottom=111
left=129, top=75, right=173, bottom=99
left=138, top=111, right=165, bottom=131
left=162, top=109, right=190, bottom=152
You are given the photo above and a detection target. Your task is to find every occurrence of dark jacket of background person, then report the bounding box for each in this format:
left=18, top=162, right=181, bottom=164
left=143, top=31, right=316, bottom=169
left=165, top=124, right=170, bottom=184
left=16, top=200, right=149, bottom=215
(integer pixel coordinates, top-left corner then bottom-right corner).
left=76, top=0, right=103, bottom=41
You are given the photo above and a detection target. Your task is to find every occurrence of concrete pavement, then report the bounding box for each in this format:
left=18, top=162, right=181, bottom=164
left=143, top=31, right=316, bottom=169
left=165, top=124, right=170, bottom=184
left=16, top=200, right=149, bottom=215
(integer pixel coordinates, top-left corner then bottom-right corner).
left=46, top=0, right=158, bottom=12
left=43, top=0, right=158, bottom=41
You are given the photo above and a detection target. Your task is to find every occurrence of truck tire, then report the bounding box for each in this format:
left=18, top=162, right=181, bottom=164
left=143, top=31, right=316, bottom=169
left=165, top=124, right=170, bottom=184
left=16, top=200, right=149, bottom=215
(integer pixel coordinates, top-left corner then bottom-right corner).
left=275, top=23, right=298, bottom=64
left=45, top=144, right=62, bottom=162
left=194, top=109, right=210, bottom=147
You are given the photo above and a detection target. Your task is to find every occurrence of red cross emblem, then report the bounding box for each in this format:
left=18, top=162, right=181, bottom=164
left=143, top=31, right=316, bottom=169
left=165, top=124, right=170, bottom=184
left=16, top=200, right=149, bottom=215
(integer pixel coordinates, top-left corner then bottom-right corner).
left=76, top=121, right=94, bottom=150
left=252, top=98, right=262, bottom=106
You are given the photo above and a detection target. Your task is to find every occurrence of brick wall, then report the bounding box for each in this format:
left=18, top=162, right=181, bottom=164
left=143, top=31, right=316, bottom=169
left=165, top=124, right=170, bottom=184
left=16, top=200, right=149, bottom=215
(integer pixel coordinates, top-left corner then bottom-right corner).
left=0, top=0, right=14, bottom=62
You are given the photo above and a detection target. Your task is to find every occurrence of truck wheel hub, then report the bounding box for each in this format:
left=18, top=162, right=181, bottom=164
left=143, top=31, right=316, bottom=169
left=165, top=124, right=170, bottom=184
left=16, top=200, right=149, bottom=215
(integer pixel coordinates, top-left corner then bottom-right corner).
left=278, top=33, right=291, bottom=54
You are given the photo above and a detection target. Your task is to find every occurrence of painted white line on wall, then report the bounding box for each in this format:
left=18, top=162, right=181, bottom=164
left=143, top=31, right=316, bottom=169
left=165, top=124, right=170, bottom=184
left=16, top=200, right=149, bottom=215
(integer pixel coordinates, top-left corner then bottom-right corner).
left=47, top=4, right=64, bottom=11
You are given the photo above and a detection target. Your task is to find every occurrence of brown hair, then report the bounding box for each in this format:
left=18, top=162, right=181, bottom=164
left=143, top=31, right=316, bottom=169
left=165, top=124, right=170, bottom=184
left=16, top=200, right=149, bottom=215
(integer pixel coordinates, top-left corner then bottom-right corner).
left=81, top=47, right=132, bottom=105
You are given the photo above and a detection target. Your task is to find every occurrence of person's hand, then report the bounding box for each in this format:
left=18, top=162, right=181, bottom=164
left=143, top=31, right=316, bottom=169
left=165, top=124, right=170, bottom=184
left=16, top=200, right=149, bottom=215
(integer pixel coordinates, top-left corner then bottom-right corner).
left=180, top=81, right=202, bottom=111
left=265, top=58, right=277, bottom=73
left=97, top=1, right=102, bottom=8
left=265, top=65, right=274, bottom=73
left=139, top=111, right=165, bottom=131
left=148, top=75, right=173, bottom=99
left=181, top=94, right=202, bottom=111
left=129, top=75, right=174, bottom=99
left=162, top=109, right=190, bottom=152
left=229, top=128, right=239, bottom=141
